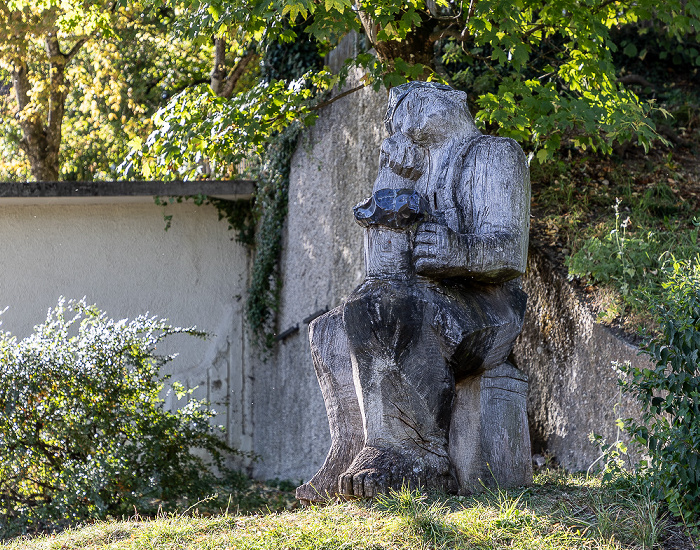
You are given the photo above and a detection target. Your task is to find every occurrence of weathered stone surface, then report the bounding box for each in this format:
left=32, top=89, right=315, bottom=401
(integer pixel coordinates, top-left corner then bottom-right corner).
left=514, top=247, right=648, bottom=470
left=298, top=81, right=533, bottom=500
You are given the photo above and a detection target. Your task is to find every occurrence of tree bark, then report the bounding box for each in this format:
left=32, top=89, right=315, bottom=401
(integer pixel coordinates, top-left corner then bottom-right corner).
left=210, top=37, right=227, bottom=96
left=11, top=32, right=77, bottom=181
left=211, top=37, right=257, bottom=99
left=355, top=6, right=439, bottom=73
left=12, top=61, right=58, bottom=181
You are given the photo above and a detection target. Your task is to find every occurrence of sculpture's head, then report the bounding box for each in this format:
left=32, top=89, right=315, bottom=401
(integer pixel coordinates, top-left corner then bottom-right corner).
left=384, top=82, right=479, bottom=146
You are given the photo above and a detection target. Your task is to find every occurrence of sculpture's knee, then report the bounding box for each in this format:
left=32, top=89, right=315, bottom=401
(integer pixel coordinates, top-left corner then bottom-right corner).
left=343, top=280, right=424, bottom=366
left=429, top=282, right=527, bottom=379
left=309, top=306, right=346, bottom=362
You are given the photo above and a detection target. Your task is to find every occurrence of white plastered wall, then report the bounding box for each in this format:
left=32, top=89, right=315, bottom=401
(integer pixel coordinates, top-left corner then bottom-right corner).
left=0, top=200, right=254, bottom=461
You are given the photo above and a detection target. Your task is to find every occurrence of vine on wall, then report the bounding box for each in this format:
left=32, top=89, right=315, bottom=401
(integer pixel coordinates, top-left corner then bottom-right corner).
left=155, top=194, right=256, bottom=246
left=153, top=125, right=300, bottom=348
left=244, top=20, right=321, bottom=347
left=156, top=23, right=320, bottom=347
left=246, top=124, right=301, bottom=347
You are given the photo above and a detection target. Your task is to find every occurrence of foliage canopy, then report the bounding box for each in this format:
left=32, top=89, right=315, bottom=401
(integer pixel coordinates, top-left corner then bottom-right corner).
left=0, top=0, right=211, bottom=181
left=121, top=0, right=700, bottom=180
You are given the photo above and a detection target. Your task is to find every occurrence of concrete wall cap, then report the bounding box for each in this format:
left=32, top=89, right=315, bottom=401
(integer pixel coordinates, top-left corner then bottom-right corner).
left=0, top=180, right=255, bottom=205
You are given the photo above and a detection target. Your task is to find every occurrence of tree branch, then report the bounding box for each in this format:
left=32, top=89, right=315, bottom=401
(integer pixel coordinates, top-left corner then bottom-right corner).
left=220, top=51, right=257, bottom=99
left=618, top=74, right=654, bottom=89
left=44, top=33, right=65, bottom=62
left=161, top=77, right=209, bottom=99
left=66, top=36, right=90, bottom=63
left=11, top=61, right=31, bottom=112
left=309, top=82, right=368, bottom=112
left=211, top=37, right=227, bottom=96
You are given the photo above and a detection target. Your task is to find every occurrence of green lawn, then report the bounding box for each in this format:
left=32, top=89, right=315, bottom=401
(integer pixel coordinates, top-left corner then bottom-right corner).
left=2, top=471, right=693, bottom=550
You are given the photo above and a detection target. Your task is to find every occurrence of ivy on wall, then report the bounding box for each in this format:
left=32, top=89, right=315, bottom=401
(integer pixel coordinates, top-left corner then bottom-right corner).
left=242, top=19, right=321, bottom=347
left=246, top=124, right=301, bottom=347
left=158, top=24, right=320, bottom=348
left=153, top=125, right=300, bottom=348
left=155, top=194, right=256, bottom=246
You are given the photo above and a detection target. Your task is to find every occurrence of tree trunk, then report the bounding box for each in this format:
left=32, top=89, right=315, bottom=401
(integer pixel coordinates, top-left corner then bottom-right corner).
left=211, top=37, right=257, bottom=99
left=11, top=34, right=76, bottom=182
left=21, top=133, right=60, bottom=182
left=355, top=7, right=438, bottom=73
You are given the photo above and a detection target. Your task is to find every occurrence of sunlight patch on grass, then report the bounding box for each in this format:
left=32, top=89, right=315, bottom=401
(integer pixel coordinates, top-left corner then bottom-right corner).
left=0, top=474, right=687, bottom=550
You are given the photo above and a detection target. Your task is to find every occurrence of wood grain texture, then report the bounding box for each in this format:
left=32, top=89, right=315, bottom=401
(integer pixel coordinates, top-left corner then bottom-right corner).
left=295, top=308, right=365, bottom=503
left=298, top=82, right=532, bottom=500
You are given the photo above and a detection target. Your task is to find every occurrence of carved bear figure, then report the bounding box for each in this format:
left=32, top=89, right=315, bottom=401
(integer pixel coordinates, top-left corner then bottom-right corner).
left=297, top=82, right=531, bottom=502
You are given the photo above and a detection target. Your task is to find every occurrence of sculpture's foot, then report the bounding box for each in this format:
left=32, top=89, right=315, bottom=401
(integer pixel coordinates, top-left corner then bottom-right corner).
left=295, top=481, right=329, bottom=505
left=296, top=440, right=359, bottom=503
left=338, top=445, right=457, bottom=498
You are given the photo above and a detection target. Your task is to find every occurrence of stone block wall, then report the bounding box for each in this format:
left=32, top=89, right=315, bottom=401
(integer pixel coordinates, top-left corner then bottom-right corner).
left=513, top=247, right=648, bottom=471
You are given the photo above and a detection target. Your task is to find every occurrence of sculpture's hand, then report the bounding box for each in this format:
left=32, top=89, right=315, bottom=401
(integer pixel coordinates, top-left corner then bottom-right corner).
left=380, top=133, right=426, bottom=182
left=413, top=222, right=466, bottom=277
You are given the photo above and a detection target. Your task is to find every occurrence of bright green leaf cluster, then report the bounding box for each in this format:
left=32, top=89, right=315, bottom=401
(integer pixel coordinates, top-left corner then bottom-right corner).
left=126, top=0, right=700, bottom=181
left=617, top=257, right=700, bottom=533
left=120, top=70, right=341, bottom=179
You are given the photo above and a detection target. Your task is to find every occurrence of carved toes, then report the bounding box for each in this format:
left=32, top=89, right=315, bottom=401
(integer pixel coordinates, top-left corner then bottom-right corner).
left=339, top=469, right=388, bottom=498
left=338, top=445, right=458, bottom=499
left=340, top=472, right=353, bottom=497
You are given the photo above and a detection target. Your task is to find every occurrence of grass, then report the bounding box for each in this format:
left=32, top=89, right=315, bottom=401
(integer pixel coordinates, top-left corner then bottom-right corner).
left=1, top=471, right=693, bottom=550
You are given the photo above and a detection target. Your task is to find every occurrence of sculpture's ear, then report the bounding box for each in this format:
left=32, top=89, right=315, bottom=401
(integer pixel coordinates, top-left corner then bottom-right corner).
left=449, top=90, right=480, bottom=135
left=451, top=89, right=468, bottom=106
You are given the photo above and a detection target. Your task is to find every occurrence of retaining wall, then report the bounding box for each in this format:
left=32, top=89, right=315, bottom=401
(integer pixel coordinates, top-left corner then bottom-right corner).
left=0, top=84, right=647, bottom=481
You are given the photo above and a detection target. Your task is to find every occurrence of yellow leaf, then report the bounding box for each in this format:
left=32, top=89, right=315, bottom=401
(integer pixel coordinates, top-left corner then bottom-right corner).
left=324, top=0, right=347, bottom=13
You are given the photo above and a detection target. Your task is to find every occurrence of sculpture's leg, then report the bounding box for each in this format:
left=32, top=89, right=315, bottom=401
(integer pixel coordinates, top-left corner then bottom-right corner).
left=427, top=280, right=532, bottom=493
left=449, top=362, right=532, bottom=493
left=338, top=280, right=458, bottom=498
left=479, top=363, right=532, bottom=487
left=296, top=307, right=365, bottom=503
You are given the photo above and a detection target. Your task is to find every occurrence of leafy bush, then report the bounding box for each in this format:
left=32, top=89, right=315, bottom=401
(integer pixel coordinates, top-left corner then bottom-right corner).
left=0, top=299, right=237, bottom=536
left=617, top=258, right=700, bottom=533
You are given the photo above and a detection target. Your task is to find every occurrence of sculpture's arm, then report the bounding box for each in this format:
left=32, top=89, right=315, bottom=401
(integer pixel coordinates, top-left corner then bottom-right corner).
left=413, top=136, right=530, bottom=283
left=413, top=223, right=525, bottom=282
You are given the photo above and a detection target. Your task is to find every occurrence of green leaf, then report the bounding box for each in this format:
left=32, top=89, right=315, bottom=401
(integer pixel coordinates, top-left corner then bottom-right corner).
left=208, top=4, right=220, bottom=22
left=324, top=0, right=348, bottom=14
left=623, top=42, right=638, bottom=57
left=282, top=2, right=309, bottom=20
left=536, top=148, right=550, bottom=163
